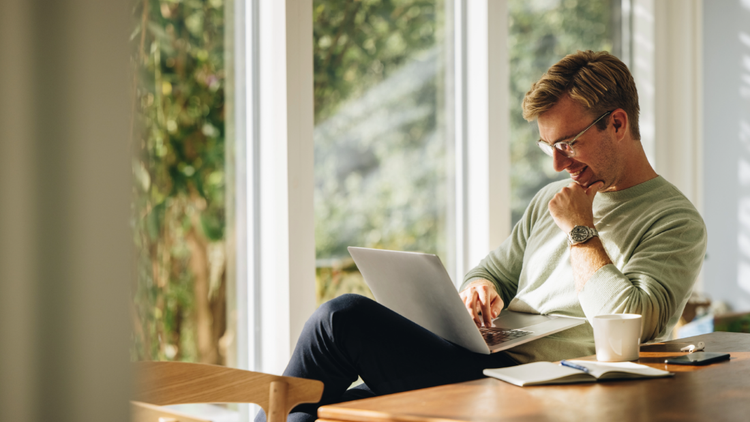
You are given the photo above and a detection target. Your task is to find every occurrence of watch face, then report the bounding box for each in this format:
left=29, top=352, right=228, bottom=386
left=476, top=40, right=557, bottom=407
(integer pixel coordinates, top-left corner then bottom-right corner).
left=570, top=226, right=590, bottom=243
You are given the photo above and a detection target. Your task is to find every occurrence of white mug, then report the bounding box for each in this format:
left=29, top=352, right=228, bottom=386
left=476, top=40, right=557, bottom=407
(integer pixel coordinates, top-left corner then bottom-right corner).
left=592, top=314, right=642, bottom=362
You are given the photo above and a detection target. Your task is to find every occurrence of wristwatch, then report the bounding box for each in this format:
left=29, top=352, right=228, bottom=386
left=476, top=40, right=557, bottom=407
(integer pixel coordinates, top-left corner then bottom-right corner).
left=568, top=225, right=599, bottom=245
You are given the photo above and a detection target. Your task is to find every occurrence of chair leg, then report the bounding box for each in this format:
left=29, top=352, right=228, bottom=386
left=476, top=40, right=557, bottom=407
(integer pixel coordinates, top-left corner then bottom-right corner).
left=268, top=381, right=289, bottom=422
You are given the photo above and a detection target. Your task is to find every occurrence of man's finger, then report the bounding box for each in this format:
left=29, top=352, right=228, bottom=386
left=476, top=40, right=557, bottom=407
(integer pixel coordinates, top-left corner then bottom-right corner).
left=478, top=288, right=493, bottom=327
left=473, top=300, right=484, bottom=327
left=586, top=181, right=604, bottom=198
left=465, top=290, right=482, bottom=327
left=490, top=296, right=503, bottom=319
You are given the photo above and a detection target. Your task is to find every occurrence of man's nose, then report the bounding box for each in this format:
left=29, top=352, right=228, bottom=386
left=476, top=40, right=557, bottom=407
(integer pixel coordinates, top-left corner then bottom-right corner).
left=552, top=149, right=573, bottom=172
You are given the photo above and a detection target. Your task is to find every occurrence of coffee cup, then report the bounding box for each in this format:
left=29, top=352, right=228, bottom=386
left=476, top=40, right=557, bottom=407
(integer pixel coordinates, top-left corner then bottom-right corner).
left=592, top=314, right=642, bottom=362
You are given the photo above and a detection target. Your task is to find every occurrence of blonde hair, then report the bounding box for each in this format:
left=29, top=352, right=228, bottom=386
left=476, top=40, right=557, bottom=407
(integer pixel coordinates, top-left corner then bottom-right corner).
left=522, top=50, right=641, bottom=140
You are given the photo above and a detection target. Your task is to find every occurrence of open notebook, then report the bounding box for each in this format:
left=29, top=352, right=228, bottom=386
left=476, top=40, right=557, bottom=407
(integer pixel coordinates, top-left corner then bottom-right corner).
left=484, top=360, right=673, bottom=386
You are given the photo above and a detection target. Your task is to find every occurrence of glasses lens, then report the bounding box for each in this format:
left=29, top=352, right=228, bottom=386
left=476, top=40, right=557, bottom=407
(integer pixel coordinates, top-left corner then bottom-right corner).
left=537, top=141, right=553, bottom=157
left=554, top=142, right=574, bottom=157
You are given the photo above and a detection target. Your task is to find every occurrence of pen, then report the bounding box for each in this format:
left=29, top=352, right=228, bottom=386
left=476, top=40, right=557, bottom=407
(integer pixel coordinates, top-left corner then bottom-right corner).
left=560, top=360, right=590, bottom=373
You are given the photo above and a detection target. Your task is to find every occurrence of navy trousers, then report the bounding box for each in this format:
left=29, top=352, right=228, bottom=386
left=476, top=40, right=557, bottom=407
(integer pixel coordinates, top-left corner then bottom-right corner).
left=255, top=294, right=517, bottom=422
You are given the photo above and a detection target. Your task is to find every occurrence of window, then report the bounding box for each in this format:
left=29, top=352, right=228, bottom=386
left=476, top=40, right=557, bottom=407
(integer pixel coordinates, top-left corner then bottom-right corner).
left=131, top=0, right=229, bottom=366
left=313, top=0, right=457, bottom=304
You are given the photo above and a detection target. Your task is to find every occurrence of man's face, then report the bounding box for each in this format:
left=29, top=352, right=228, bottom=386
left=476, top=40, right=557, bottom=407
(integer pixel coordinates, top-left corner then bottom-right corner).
left=537, top=96, right=622, bottom=192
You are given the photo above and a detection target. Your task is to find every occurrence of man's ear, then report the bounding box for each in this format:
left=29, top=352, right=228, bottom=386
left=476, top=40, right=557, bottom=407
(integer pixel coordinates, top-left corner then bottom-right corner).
left=610, top=109, right=629, bottom=141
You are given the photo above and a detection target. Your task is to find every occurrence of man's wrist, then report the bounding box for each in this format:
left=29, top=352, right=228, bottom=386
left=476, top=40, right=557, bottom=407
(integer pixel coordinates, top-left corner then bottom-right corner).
left=567, top=225, right=599, bottom=245
left=463, top=278, right=493, bottom=290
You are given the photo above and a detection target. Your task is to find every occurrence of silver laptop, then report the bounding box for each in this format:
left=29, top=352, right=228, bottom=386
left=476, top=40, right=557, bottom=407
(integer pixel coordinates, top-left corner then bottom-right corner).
left=348, top=247, right=585, bottom=355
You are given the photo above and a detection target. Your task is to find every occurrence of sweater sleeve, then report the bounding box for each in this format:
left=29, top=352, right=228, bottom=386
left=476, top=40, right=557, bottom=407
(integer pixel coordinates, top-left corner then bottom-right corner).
left=459, top=184, right=556, bottom=307
left=577, top=210, right=707, bottom=341
left=459, top=230, right=524, bottom=308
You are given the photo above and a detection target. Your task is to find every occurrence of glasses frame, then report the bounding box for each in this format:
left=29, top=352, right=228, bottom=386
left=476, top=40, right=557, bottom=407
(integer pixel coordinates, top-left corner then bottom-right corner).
left=537, top=110, right=613, bottom=158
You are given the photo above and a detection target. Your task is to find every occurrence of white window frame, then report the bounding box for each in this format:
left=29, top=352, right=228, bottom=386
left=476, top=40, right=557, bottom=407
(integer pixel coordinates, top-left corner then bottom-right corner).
left=461, top=0, right=511, bottom=277
left=243, top=0, right=317, bottom=376
left=632, top=0, right=703, bottom=205
left=230, top=0, right=316, bottom=385
left=631, top=0, right=704, bottom=290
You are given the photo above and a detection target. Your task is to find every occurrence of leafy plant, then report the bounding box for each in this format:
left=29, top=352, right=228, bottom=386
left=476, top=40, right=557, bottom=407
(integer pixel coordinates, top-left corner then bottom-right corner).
left=131, top=0, right=227, bottom=364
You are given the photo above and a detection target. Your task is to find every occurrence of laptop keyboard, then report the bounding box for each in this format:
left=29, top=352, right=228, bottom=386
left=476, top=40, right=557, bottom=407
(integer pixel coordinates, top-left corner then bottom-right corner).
left=479, top=327, right=534, bottom=346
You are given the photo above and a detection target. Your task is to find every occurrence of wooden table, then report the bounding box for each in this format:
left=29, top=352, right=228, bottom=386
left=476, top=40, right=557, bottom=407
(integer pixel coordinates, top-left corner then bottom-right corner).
left=318, top=332, right=750, bottom=422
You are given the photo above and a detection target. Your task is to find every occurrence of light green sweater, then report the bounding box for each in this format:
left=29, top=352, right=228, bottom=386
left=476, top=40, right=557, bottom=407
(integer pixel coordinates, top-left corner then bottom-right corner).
left=461, top=176, right=707, bottom=364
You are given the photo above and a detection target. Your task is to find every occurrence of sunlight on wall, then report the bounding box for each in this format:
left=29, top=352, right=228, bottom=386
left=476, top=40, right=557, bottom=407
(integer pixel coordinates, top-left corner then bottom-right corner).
left=738, top=0, right=750, bottom=296
left=632, top=0, right=656, bottom=166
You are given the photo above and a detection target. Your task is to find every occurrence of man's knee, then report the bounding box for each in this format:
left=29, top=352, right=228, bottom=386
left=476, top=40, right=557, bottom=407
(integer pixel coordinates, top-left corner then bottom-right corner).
left=319, top=293, right=373, bottom=313
left=307, top=294, right=375, bottom=336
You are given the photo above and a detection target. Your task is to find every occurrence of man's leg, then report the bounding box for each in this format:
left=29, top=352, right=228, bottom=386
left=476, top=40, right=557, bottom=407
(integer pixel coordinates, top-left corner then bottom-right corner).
left=255, top=294, right=516, bottom=422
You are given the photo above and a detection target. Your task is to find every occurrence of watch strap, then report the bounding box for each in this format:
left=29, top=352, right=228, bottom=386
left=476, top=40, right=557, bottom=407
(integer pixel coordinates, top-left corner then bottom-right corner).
left=568, top=225, right=599, bottom=245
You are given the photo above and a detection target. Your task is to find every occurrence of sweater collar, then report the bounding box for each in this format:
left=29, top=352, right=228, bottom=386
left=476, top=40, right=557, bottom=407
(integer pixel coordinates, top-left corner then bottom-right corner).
left=596, top=175, right=666, bottom=204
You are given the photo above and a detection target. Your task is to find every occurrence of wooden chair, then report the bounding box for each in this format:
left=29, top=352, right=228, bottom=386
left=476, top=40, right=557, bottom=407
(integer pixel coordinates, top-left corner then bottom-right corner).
left=131, top=401, right=211, bottom=422
left=132, top=361, right=324, bottom=422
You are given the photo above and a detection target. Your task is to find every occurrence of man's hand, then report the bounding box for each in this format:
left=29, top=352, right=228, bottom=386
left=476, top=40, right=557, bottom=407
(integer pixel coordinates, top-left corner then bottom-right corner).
left=549, top=180, right=613, bottom=291
left=548, top=181, right=603, bottom=232
left=459, top=279, right=503, bottom=328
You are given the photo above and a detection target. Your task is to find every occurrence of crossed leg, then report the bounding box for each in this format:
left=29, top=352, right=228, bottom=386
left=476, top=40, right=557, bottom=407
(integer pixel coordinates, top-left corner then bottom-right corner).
left=255, top=294, right=517, bottom=422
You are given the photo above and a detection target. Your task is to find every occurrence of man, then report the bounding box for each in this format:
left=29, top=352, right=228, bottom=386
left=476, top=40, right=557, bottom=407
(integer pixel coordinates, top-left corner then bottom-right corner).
left=460, top=50, right=706, bottom=364
left=258, top=51, right=707, bottom=422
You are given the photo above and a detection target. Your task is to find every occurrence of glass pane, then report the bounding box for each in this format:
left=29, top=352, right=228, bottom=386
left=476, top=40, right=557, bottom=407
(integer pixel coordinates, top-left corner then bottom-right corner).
left=509, top=0, right=621, bottom=224
left=131, top=0, right=228, bottom=365
left=313, top=0, right=454, bottom=305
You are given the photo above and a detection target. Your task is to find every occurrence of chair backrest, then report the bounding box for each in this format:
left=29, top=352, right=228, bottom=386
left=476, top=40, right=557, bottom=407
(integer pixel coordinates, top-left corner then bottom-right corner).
left=133, top=361, right=324, bottom=422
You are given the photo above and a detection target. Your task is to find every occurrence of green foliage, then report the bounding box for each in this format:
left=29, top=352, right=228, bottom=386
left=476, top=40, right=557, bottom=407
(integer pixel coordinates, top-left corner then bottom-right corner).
left=313, top=0, right=449, bottom=304
left=131, top=0, right=226, bottom=363
left=508, top=0, right=616, bottom=223
left=314, top=0, right=441, bottom=123
left=714, top=313, right=750, bottom=333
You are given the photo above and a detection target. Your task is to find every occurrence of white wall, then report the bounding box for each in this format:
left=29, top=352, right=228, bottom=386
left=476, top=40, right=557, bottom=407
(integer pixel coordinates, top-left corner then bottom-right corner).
left=702, top=0, right=750, bottom=311
left=0, top=1, right=132, bottom=421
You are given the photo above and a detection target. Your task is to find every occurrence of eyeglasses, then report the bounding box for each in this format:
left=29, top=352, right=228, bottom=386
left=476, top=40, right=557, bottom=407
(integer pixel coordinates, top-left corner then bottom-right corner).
left=537, top=110, right=612, bottom=158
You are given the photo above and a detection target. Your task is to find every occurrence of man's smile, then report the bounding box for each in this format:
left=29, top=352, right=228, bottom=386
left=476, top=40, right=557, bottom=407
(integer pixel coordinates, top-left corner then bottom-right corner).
left=569, top=166, right=587, bottom=177
left=568, top=165, right=589, bottom=181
